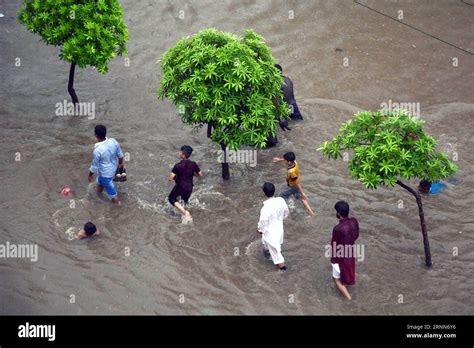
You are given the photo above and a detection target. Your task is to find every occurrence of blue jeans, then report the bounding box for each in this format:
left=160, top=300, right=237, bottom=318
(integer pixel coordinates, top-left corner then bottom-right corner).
left=97, top=176, right=117, bottom=198
left=280, top=185, right=301, bottom=200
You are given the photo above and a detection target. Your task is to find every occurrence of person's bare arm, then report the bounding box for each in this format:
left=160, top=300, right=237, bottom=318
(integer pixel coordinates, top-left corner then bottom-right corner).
left=272, top=157, right=285, bottom=163
left=89, top=150, right=100, bottom=182
left=168, top=172, right=176, bottom=182
left=195, top=171, right=204, bottom=177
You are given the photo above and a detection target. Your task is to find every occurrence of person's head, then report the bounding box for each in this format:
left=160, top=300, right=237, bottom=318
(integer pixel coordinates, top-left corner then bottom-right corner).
left=418, top=180, right=432, bottom=193
left=179, top=145, right=193, bottom=159
left=84, top=222, right=97, bottom=236
left=335, top=201, right=350, bottom=219
left=262, top=182, right=275, bottom=198
left=283, top=152, right=296, bottom=165
left=275, top=64, right=283, bottom=73
left=94, top=125, right=107, bottom=141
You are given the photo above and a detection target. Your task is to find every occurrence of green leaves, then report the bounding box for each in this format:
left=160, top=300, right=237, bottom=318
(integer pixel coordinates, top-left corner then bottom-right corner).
left=414, top=137, right=435, bottom=154
left=18, top=0, right=128, bottom=74
left=319, top=109, right=458, bottom=189
left=379, top=159, right=396, bottom=175
left=204, top=63, right=218, bottom=80
left=158, top=28, right=288, bottom=150
left=318, top=140, right=342, bottom=160
left=358, top=171, right=382, bottom=190
left=399, top=148, right=412, bottom=161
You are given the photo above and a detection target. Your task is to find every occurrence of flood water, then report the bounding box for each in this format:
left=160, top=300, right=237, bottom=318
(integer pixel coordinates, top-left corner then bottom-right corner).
left=1, top=0, right=473, bottom=314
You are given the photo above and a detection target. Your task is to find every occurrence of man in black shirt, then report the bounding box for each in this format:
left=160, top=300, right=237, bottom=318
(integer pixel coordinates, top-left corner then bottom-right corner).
left=168, top=145, right=204, bottom=219
left=265, top=64, right=302, bottom=148
left=275, top=64, right=303, bottom=120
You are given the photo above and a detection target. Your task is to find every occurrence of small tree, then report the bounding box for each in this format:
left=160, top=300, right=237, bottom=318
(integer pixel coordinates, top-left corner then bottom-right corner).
left=18, top=0, right=128, bottom=104
left=319, top=110, right=458, bottom=267
left=158, top=28, right=289, bottom=180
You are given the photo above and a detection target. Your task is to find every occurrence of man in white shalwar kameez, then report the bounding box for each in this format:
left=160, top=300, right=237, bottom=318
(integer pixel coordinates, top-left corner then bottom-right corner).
left=257, top=182, right=290, bottom=272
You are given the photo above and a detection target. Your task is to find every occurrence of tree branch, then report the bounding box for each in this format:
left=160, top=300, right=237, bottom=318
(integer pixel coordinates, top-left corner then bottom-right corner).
left=396, top=179, right=417, bottom=197
left=396, top=179, right=432, bottom=267
left=68, top=61, right=79, bottom=105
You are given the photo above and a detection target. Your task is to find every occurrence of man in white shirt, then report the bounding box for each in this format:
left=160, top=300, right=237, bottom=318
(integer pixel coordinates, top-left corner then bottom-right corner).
left=257, top=182, right=290, bottom=272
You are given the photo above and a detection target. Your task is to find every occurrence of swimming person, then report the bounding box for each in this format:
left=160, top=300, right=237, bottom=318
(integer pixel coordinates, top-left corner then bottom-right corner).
left=418, top=180, right=448, bottom=195
left=273, top=151, right=314, bottom=216
left=88, top=125, right=125, bottom=204
left=330, top=201, right=359, bottom=300
left=168, top=145, right=203, bottom=221
left=257, top=182, right=289, bottom=272
left=275, top=64, right=303, bottom=120
left=76, top=222, right=100, bottom=240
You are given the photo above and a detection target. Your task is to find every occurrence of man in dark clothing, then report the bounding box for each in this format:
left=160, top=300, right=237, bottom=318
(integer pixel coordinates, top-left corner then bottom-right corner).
left=330, top=201, right=359, bottom=300
left=168, top=145, right=203, bottom=219
left=265, top=64, right=300, bottom=148
left=275, top=64, right=303, bottom=120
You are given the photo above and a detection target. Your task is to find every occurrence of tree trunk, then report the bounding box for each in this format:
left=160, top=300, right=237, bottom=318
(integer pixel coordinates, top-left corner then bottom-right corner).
left=68, top=61, right=79, bottom=105
left=220, top=143, right=230, bottom=180
left=396, top=180, right=432, bottom=267
left=207, top=123, right=213, bottom=138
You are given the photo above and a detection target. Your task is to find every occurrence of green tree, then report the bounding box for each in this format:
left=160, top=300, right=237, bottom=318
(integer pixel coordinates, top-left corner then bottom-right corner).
left=18, top=0, right=128, bottom=104
left=158, top=28, right=289, bottom=180
left=319, top=109, right=458, bottom=267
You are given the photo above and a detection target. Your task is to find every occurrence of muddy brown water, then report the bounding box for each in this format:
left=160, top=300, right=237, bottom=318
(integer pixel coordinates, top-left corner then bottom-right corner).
left=0, top=0, right=473, bottom=314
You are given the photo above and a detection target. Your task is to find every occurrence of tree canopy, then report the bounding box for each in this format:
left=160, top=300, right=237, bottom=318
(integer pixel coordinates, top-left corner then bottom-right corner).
left=157, top=28, right=289, bottom=150
left=319, top=109, right=459, bottom=267
left=18, top=0, right=128, bottom=73
left=319, top=110, right=458, bottom=189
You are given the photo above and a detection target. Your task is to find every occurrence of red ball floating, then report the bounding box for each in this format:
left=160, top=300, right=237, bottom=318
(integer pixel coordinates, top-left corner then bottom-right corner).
left=61, top=187, right=72, bottom=196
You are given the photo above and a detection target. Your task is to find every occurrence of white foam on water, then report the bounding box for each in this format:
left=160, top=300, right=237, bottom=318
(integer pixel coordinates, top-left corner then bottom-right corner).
left=181, top=213, right=193, bottom=225
left=136, top=197, right=164, bottom=213
left=184, top=196, right=203, bottom=210
left=191, top=185, right=229, bottom=203
left=135, top=185, right=227, bottom=216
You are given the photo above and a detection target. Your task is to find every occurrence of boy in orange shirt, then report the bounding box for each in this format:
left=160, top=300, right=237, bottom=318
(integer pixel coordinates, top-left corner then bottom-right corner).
left=273, top=152, right=314, bottom=216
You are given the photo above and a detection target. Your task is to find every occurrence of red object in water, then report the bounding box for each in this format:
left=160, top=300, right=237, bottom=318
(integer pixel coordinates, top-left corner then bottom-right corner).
left=61, top=187, right=72, bottom=196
